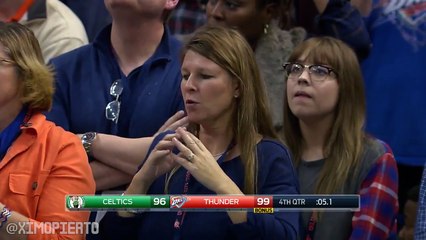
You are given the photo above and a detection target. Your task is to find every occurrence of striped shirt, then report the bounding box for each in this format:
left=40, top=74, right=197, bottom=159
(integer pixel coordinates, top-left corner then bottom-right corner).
left=168, top=0, right=206, bottom=36
left=415, top=165, right=426, bottom=239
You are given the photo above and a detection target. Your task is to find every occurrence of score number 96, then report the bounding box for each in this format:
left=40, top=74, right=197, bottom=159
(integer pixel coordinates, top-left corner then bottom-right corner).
left=256, top=197, right=272, bottom=207
left=153, top=197, right=167, bottom=206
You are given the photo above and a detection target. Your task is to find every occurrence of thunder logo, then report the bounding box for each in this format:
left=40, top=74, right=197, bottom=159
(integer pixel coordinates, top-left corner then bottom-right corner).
left=170, top=196, right=187, bottom=208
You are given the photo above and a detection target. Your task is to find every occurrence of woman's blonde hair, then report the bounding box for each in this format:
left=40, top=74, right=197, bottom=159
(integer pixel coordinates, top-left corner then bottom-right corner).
left=180, top=26, right=277, bottom=194
left=0, top=22, right=54, bottom=112
left=283, top=37, right=366, bottom=194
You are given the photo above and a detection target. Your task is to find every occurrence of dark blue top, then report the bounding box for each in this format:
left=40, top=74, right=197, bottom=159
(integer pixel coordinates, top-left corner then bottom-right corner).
left=361, top=0, right=426, bottom=166
left=295, top=0, right=371, bottom=59
left=100, top=134, right=300, bottom=239
left=315, top=0, right=371, bottom=59
left=46, top=25, right=184, bottom=137
left=0, top=107, right=27, bottom=160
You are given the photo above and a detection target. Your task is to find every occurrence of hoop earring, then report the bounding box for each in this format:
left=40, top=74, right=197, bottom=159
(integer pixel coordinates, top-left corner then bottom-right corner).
left=264, top=23, right=269, bottom=35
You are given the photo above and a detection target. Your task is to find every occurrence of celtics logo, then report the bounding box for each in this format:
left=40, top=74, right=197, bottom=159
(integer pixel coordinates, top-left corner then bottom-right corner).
left=68, top=196, right=84, bottom=209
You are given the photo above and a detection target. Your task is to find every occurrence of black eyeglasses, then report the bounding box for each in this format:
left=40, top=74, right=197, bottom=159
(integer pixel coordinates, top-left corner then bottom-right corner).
left=283, top=62, right=336, bottom=82
left=105, top=79, right=123, bottom=123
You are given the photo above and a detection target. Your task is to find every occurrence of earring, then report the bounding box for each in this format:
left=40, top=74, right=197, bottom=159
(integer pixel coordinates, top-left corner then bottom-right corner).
left=234, top=94, right=239, bottom=98
left=263, top=23, right=269, bottom=35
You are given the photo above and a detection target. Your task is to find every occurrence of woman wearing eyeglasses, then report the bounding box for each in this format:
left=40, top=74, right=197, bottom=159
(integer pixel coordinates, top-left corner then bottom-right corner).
left=204, top=0, right=371, bottom=137
left=0, top=22, right=95, bottom=239
left=100, top=26, right=299, bottom=240
left=282, top=37, right=398, bottom=239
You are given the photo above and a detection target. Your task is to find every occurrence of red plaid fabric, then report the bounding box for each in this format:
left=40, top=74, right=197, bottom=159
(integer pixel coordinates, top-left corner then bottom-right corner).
left=351, top=142, right=399, bottom=239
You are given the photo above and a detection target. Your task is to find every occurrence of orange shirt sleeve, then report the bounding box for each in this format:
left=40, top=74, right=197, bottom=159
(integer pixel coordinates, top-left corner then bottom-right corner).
left=27, top=132, right=96, bottom=240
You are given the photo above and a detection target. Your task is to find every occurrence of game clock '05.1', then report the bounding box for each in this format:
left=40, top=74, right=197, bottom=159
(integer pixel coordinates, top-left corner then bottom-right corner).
left=315, top=198, right=332, bottom=206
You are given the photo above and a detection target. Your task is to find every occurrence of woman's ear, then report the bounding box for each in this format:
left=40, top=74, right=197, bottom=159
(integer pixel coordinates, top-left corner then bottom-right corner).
left=233, top=83, right=240, bottom=98
left=165, top=0, right=179, bottom=10
left=262, top=2, right=278, bottom=23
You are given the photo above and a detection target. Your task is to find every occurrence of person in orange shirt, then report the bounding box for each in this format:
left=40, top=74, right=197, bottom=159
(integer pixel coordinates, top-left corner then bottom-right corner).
left=0, top=22, right=95, bottom=239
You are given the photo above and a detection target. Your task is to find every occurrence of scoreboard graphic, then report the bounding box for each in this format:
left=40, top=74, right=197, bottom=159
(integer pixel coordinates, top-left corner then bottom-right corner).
left=66, top=195, right=360, bottom=212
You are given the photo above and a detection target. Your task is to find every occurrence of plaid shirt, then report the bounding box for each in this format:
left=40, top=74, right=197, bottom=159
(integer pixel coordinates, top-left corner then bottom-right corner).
left=415, top=166, right=426, bottom=239
left=315, top=0, right=371, bottom=60
left=168, top=0, right=206, bottom=35
left=351, top=143, right=399, bottom=239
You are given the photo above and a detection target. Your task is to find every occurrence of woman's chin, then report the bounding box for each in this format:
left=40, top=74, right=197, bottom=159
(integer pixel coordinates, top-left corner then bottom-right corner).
left=187, top=114, right=201, bottom=124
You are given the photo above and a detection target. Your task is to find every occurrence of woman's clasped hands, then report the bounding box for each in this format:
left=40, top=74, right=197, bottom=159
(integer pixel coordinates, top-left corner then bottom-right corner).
left=128, top=127, right=236, bottom=195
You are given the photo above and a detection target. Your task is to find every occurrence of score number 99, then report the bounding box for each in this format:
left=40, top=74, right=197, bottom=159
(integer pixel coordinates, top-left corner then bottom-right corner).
left=256, top=197, right=271, bottom=207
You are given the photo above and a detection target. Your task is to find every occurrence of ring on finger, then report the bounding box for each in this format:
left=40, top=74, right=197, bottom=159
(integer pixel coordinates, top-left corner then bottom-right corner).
left=186, top=152, right=195, bottom=162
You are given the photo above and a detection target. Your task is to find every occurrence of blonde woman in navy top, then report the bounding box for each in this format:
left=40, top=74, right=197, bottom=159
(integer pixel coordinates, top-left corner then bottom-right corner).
left=101, top=26, right=299, bottom=240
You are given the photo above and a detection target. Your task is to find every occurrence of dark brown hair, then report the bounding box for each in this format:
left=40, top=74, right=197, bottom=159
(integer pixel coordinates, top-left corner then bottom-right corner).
left=283, top=37, right=366, bottom=194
